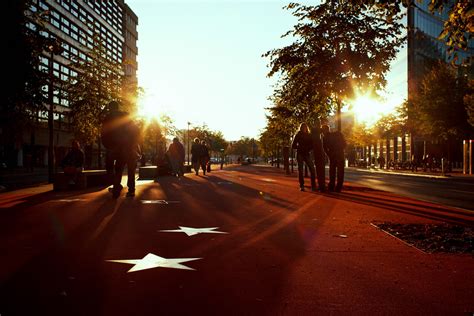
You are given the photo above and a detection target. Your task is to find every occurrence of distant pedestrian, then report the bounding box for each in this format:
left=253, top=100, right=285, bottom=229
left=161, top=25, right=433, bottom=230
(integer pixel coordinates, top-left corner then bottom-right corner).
left=310, top=119, right=326, bottom=192
left=201, top=140, right=210, bottom=175
left=100, top=101, right=140, bottom=198
left=377, top=155, right=385, bottom=169
left=60, top=140, right=85, bottom=185
left=322, top=125, right=346, bottom=192
left=292, top=123, right=316, bottom=191
left=191, top=138, right=203, bottom=175
left=166, top=137, right=185, bottom=177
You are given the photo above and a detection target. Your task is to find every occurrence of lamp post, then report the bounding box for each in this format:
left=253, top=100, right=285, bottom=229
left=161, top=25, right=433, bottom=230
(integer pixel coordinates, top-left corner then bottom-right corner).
left=47, top=38, right=63, bottom=183
left=187, top=122, right=191, bottom=166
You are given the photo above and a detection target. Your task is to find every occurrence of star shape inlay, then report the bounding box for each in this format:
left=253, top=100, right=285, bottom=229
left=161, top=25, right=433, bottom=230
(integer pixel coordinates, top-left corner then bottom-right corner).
left=159, top=226, right=228, bottom=236
left=106, top=253, right=201, bottom=272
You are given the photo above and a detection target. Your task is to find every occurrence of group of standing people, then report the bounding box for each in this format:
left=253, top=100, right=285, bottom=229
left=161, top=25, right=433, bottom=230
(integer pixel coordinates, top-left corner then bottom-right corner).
left=191, top=138, right=211, bottom=176
left=292, top=120, right=346, bottom=192
left=163, top=137, right=212, bottom=178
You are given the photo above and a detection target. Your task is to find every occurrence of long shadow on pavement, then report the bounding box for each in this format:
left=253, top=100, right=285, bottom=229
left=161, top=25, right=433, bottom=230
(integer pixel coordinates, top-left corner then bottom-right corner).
left=325, top=186, right=474, bottom=226
left=129, top=170, right=324, bottom=315
left=0, top=194, right=125, bottom=315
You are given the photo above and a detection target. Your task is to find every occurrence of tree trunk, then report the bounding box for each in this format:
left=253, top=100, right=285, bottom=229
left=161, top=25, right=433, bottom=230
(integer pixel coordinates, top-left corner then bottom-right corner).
left=97, top=136, right=102, bottom=169
left=336, top=99, right=342, bottom=132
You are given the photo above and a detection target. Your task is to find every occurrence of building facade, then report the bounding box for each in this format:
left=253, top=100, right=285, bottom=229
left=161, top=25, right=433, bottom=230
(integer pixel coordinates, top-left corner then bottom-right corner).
left=357, top=3, right=473, bottom=169
left=16, top=0, right=138, bottom=169
left=407, top=2, right=474, bottom=163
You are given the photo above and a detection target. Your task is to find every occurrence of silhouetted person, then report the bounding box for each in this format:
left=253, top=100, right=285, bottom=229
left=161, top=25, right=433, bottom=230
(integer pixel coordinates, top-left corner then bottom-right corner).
left=292, top=123, right=316, bottom=191
left=60, top=140, right=85, bottom=185
left=101, top=101, right=140, bottom=198
left=191, top=138, right=203, bottom=175
left=377, top=155, right=386, bottom=169
left=166, top=137, right=185, bottom=177
left=311, top=119, right=326, bottom=192
left=101, top=101, right=127, bottom=176
left=201, top=140, right=210, bottom=175
left=322, top=125, right=346, bottom=192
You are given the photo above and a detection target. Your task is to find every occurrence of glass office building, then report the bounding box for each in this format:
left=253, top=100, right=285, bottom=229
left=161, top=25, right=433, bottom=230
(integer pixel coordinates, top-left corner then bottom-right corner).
left=408, top=2, right=473, bottom=96
left=407, top=2, right=473, bottom=161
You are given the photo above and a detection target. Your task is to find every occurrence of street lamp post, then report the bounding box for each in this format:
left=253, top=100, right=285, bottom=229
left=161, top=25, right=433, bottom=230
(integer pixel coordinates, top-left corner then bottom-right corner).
left=187, top=122, right=191, bottom=166
left=47, top=39, right=63, bottom=183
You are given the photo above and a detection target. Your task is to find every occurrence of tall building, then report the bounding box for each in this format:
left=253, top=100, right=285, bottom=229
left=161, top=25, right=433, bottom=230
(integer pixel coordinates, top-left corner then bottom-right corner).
left=358, top=3, right=473, bottom=168
left=408, top=2, right=473, bottom=97
left=17, top=0, right=138, bottom=169
left=407, top=2, right=473, bottom=161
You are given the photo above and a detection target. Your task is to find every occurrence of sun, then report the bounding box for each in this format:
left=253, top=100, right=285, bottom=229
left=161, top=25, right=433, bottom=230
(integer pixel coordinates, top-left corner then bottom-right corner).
left=351, top=94, right=385, bottom=127
left=137, top=94, right=162, bottom=121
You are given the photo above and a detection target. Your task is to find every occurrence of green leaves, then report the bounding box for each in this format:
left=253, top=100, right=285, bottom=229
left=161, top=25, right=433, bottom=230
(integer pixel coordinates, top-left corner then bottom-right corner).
left=262, top=1, right=404, bottom=143
left=65, top=34, right=124, bottom=144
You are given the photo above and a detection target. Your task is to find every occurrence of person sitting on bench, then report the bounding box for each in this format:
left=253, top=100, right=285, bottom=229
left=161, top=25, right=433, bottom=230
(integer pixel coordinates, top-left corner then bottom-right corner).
left=61, top=140, right=85, bottom=185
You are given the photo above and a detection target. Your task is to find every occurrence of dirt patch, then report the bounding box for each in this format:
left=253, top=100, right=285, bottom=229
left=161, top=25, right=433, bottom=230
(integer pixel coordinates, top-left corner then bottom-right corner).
left=373, top=222, right=474, bottom=254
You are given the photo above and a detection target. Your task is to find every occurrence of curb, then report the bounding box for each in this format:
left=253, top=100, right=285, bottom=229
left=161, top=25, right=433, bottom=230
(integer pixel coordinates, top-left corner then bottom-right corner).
left=350, top=168, right=452, bottom=179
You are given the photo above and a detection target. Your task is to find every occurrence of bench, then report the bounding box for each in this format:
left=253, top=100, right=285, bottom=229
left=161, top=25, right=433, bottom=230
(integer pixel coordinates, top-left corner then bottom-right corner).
left=139, top=164, right=193, bottom=180
left=53, top=170, right=111, bottom=191
left=138, top=165, right=174, bottom=179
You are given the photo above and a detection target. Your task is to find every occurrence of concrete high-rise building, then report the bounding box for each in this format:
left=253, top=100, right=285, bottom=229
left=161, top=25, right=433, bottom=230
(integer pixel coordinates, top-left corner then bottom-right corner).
left=17, top=0, right=138, bottom=169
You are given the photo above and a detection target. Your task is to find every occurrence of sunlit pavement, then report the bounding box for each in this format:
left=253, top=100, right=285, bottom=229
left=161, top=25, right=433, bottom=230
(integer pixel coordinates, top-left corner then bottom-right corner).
left=0, top=165, right=473, bottom=315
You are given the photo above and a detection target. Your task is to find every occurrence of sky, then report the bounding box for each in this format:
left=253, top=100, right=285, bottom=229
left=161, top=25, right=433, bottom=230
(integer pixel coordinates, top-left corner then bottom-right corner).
left=127, top=0, right=407, bottom=140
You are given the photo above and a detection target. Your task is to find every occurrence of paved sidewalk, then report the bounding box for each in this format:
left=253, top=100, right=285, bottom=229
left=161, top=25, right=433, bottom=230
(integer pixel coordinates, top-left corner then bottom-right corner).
left=349, top=166, right=474, bottom=180
left=0, top=164, right=473, bottom=315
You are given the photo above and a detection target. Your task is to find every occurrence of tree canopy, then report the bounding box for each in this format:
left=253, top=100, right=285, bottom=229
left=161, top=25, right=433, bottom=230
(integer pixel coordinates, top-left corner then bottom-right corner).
left=66, top=35, right=124, bottom=144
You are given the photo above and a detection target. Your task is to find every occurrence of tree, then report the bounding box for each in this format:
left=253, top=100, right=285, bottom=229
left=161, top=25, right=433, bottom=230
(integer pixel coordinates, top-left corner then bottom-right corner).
left=66, top=35, right=123, bottom=145
left=411, top=61, right=473, bottom=141
left=264, top=2, right=404, bottom=131
left=140, top=118, right=166, bottom=165
left=465, top=79, right=474, bottom=128
left=228, top=137, right=259, bottom=158
left=343, top=0, right=473, bottom=62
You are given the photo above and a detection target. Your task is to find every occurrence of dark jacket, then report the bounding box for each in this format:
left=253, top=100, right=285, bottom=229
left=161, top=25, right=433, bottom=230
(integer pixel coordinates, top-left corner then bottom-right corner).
left=201, top=145, right=210, bottom=159
left=323, top=131, right=346, bottom=159
left=311, top=127, right=325, bottom=159
left=292, top=131, right=313, bottom=155
left=100, top=110, right=128, bottom=150
left=168, top=141, right=185, bottom=162
left=101, top=111, right=140, bottom=160
left=61, top=148, right=85, bottom=168
left=191, top=143, right=202, bottom=162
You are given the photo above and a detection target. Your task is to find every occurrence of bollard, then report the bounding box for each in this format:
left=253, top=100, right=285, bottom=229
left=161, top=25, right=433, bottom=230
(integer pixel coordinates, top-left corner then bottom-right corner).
left=283, top=146, right=290, bottom=175
left=441, top=158, right=444, bottom=175
left=470, top=140, right=473, bottom=175
left=463, top=140, right=467, bottom=174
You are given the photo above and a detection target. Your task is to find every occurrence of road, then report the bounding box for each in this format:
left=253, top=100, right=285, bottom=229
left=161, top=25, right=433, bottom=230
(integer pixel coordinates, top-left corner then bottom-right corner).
left=344, top=168, right=474, bottom=211
left=0, top=165, right=472, bottom=315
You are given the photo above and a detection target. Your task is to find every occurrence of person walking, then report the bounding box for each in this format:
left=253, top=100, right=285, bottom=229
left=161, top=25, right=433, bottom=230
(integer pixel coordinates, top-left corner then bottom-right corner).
left=322, top=125, right=346, bottom=192
left=101, top=101, right=127, bottom=177
left=310, top=119, right=326, bottom=192
left=200, top=140, right=210, bottom=175
left=191, top=138, right=203, bottom=175
left=166, top=137, right=185, bottom=177
left=292, top=123, right=316, bottom=191
left=101, top=101, right=140, bottom=198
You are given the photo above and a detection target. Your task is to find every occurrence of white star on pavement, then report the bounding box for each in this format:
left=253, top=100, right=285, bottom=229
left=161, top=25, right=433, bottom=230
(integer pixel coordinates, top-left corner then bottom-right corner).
left=159, top=226, right=228, bottom=236
left=106, top=253, right=201, bottom=273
